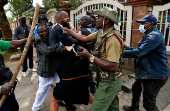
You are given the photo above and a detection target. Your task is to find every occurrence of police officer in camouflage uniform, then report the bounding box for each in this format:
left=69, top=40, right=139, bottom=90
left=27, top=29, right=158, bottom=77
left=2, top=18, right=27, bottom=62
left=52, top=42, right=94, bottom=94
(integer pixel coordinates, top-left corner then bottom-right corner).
left=62, top=7, right=123, bottom=111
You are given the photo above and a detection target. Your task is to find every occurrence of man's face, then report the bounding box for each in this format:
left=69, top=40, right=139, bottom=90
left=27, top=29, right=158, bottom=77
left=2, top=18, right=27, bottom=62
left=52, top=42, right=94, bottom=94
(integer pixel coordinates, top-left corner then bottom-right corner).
left=141, top=21, right=152, bottom=30
left=79, top=17, right=88, bottom=26
left=96, top=16, right=104, bottom=28
left=20, top=18, right=26, bottom=25
left=37, top=25, right=49, bottom=39
left=39, top=19, right=47, bottom=24
left=89, top=14, right=96, bottom=20
left=60, top=11, right=69, bottom=26
left=91, top=18, right=96, bottom=27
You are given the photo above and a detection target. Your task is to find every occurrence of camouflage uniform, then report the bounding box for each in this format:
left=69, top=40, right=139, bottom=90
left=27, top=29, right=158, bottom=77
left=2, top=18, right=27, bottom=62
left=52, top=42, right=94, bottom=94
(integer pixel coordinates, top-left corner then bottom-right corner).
left=88, top=26, right=123, bottom=111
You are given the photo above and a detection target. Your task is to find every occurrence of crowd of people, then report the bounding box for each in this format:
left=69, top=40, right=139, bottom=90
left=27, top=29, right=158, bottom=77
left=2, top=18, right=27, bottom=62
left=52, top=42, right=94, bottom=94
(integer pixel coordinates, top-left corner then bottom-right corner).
left=0, top=6, right=169, bottom=111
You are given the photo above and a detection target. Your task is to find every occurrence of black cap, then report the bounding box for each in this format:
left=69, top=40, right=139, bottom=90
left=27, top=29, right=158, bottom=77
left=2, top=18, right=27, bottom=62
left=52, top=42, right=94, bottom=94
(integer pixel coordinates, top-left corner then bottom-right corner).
left=20, top=16, right=26, bottom=19
left=38, top=14, right=48, bottom=23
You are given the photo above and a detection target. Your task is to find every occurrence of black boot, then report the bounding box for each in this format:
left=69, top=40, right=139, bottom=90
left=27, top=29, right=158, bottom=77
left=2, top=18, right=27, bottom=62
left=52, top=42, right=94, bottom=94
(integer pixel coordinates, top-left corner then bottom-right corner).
left=123, top=105, right=140, bottom=111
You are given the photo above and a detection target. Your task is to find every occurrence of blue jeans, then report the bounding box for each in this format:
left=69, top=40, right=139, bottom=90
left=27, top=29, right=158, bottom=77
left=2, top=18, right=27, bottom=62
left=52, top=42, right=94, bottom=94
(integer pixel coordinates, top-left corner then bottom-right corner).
left=21, top=47, right=33, bottom=72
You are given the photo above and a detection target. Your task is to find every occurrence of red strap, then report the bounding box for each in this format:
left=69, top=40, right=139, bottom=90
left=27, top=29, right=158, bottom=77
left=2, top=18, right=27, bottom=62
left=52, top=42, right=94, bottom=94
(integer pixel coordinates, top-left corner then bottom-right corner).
left=104, top=33, right=123, bottom=52
left=62, top=74, right=89, bottom=81
left=104, top=37, right=109, bottom=52
left=117, top=74, right=123, bottom=80
left=113, top=34, right=123, bottom=49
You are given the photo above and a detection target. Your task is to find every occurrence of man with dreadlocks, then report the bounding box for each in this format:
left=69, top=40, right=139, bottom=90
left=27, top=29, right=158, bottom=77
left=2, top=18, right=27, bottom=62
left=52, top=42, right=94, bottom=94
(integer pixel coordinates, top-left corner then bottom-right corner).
left=62, top=7, right=123, bottom=111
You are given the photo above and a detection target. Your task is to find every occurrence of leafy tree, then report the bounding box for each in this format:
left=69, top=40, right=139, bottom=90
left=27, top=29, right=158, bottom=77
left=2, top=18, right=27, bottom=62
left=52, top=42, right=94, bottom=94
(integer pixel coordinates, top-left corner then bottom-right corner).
left=42, top=0, right=61, bottom=10
left=23, top=12, right=34, bottom=20
left=0, top=0, right=33, bottom=40
left=7, top=0, right=33, bottom=18
left=69, top=0, right=82, bottom=10
left=0, top=0, right=12, bottom=40
left=42, top=0, right=82, bottom=10
left=7, top=17, right=14, bottom=23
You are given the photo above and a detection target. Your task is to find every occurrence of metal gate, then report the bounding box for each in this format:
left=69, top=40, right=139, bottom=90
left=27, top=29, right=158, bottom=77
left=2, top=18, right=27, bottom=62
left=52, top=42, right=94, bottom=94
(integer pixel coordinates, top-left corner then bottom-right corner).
left=153, top=3, right=170, bottom=51
left=70, top=0, right=132, bottom=46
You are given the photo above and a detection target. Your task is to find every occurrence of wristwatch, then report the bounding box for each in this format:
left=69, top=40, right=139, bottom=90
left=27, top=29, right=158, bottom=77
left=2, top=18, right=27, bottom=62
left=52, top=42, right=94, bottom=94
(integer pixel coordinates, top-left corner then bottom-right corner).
left=89, top=55, right=95, bottom=63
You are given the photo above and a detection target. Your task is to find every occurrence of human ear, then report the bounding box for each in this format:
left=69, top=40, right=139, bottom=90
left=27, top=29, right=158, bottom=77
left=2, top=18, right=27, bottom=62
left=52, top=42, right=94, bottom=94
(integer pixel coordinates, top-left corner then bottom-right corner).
left=105, top=19, right=109, bottom=24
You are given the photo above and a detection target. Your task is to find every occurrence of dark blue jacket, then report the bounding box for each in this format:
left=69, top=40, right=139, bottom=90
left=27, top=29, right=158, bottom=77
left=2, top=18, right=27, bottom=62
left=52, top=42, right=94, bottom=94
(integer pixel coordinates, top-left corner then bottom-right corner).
left=123, top=26, right=169, bottom=79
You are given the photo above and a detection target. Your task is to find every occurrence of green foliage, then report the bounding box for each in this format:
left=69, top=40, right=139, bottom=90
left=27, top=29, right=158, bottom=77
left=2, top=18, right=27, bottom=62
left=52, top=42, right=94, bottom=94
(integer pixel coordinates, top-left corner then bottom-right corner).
left=23, top=12, right=34, bottom=20
left=69, top=0, right=82, bottom=10
left=42, top=0, right=61, bottom=10
left=6, top=0, right=33, bottom=17
left=2, top=50, right=21, bottom=62
left=3, top=21, right=9, bottom=26
left=42, top=0, right=82, bottom=10
left=7, top=17, right=13, bottom=23
left=0, top=12, right=4, bottom=24
left=0, top=12, right=3, bottom=16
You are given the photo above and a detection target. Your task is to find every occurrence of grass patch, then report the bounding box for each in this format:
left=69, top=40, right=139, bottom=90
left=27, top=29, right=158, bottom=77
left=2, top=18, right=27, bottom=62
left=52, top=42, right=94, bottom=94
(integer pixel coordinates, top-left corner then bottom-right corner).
left=2, top=50, right=21, bottom=62
left=2, top=51, right=6, bottom=55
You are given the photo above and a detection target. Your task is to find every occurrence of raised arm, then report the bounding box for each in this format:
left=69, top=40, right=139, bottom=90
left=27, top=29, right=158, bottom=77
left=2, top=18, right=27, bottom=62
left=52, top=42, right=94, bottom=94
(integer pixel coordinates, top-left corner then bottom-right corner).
left=62, top=27, right=90, bottom=42
left=123, top=33, right=163, bottom=58
left=10, top=39, right=27, bottom=49
left=35, top=41, right=60, bottom=55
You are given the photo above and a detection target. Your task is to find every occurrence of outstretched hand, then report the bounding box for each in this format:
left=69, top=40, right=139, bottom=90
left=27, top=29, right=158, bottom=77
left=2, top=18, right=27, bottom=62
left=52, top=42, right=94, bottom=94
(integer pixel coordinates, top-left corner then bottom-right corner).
left=76, top=47, right=91, bottom=59
left=78, top=25, right=82, bottom=32
left=62, top=27, right=70, bottom=35
left=123, top=43, right=128, bottom=50
left=62, top=27, right=69, bottom=32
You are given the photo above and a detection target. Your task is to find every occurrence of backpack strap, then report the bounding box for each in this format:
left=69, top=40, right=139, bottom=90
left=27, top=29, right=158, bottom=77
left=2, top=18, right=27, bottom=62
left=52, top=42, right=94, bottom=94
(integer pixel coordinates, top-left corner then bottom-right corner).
left=103, top=33, right=124, bottom=72
left=103, top=33, right=123, bottom=52
left=113, top=33, right=123, bottom=49
left=104, top=37, right=109, bottom=52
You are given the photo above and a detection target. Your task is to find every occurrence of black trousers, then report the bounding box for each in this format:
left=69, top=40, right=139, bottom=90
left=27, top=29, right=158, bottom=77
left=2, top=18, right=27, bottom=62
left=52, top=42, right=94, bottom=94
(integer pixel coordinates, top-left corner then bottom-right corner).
left=21, top=47, right=33, bottom=72
left=132, top=78, right=168, bottom=111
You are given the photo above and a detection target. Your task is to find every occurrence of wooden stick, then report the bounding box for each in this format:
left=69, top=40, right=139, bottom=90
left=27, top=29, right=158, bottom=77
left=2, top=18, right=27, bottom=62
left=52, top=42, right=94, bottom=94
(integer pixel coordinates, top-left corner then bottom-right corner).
left=0, top=3, right=39, bottom=108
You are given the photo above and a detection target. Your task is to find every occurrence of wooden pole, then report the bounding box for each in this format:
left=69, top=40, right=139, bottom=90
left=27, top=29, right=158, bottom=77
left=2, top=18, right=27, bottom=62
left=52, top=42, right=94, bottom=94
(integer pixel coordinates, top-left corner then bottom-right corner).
left=0, top=3, right=39, bottom=108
